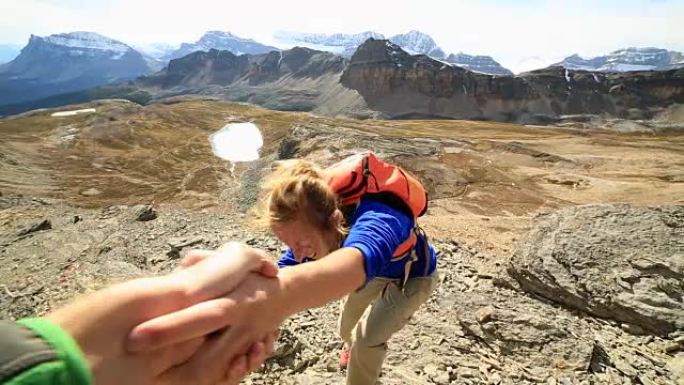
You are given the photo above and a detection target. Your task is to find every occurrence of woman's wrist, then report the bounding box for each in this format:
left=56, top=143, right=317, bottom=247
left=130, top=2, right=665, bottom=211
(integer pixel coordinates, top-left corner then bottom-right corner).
left=276, top=268, right=305, bottom=316
left=275, top=249, right=365, bottom=315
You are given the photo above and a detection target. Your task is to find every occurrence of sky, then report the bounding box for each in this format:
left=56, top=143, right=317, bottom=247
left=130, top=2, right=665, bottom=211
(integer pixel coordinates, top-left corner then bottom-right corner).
left=0, top=0, right=681, bottom=73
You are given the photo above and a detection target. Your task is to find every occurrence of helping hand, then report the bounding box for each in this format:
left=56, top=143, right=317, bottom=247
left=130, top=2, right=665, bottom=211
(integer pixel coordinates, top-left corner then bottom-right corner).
left=127, top=251, right=292, bottom=384
left=48, top=242, right=279, bottom=385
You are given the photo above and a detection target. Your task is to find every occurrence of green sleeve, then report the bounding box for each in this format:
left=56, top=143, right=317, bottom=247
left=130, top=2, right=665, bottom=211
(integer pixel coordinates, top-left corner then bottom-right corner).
left=2, top=318, right=93, bottom=385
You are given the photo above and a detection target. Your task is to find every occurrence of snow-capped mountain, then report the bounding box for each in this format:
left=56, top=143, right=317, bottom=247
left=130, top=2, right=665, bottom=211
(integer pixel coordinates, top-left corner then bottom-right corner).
left=274, top=31, right=383, bottom=56
left=0, top=31, right=151, bottom=106
left=274, top=30, right=448, bottom=58
left=274, top=30, right=512, bottom=75
left=556, top=47, right=684, bottom=72
left=134, top=42, right=178, bottom=60
left=388, top=30, right=445, bottom=59
left=39, top=32, right=132, bottom=58
left=168, top=31, right=278, bottom=60
left=445, top=53, right=513, bottom=75
left=0, top=43, right=22, bottom=64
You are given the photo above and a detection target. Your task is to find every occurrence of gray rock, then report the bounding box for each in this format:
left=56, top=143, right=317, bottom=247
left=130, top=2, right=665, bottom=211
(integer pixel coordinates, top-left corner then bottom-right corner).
left=667, top=355, right=684, bottom=383
left=17, top=219, right=52, bottom=236
left=167, top=236, right=203, bottom=250
left=423, top=363, right=439, bottom=377
left=434, top=370, right=450, bottom=384
left=508, top=204, right=684, bottom=335
left=133, top=205, right=157, bottom=221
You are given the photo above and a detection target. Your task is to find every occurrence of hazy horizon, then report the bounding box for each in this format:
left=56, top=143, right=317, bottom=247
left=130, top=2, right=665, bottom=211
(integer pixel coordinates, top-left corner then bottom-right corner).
left=1, top=0, right=681, bottom=73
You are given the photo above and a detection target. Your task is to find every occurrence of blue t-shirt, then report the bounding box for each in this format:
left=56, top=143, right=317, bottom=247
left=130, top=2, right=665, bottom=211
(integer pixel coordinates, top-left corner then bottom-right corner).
left=277, top=197, right=437, bottom=283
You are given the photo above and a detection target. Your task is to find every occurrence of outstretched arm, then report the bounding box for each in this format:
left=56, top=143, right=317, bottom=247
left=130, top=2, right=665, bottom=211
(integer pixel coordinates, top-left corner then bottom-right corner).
left=127, top=247, right=367, bottom=352
left=279, top=247, right=366, bottom=313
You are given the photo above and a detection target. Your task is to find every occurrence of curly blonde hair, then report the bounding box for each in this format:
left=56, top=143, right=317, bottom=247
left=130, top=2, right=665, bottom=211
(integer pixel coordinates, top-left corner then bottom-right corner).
left=259, top=159, right=347, bottom=238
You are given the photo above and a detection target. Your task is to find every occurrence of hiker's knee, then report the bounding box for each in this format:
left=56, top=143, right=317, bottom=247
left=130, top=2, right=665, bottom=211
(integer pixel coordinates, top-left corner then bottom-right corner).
left=354, top=319, right=390, bottom=348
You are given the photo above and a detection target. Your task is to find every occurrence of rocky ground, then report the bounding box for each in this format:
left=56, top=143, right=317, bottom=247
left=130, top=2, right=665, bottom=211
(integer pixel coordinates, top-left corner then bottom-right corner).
left=1, top=197, right=682, bottom=384
left=1, top=99, right=683, bottom=384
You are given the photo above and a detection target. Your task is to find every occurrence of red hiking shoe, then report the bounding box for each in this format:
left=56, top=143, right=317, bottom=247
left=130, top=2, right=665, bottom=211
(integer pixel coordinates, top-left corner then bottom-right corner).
left=339, top=345, right=351, bottom=369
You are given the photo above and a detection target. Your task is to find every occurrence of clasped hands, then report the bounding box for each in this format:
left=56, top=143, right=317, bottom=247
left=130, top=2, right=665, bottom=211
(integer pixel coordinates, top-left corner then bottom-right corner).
left=48, top=242, right=290, bottom=385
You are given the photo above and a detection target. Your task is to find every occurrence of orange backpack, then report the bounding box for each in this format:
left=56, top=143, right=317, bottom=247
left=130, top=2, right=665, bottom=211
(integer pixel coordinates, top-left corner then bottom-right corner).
left=326, top=152, right=428, bottom=260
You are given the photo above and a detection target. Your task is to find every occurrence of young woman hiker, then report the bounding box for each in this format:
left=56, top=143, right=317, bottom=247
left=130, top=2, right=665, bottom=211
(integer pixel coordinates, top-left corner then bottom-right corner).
left=127, top=152, right=439, bottom=385
left=266, top=152, right=439, bottom=384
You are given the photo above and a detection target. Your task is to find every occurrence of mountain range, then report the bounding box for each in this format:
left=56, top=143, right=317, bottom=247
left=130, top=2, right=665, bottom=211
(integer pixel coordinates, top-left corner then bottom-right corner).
left=2, top=38, right=682, bottom=124
left=274, top=30, right=513, bottom=75
left=554, top=48, right=684, bottom=72
left=1, top=30, right=683, bottom=122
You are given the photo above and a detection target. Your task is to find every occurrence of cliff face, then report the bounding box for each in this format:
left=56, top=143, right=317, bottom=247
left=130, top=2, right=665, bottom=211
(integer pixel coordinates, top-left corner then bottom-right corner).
left=140, top=47, right=346, bottom=88
left=341, top=39, right=684, bottom=122
left=149, top=49, right=251, bottom=87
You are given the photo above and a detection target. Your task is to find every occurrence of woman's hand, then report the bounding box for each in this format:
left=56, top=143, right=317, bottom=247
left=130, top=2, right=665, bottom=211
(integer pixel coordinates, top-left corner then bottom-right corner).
left=127, top=270, right=290, bottom=356
left=47, top=242, right=280, bottom=385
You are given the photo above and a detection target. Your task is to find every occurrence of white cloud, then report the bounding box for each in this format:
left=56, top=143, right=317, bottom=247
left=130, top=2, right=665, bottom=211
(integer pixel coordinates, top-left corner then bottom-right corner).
left=0, top=0, right=681, bottom=73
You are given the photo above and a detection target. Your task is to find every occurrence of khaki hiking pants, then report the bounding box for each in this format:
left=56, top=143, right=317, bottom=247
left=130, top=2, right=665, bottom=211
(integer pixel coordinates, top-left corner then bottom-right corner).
left=338, top=272, right=439, bottom=385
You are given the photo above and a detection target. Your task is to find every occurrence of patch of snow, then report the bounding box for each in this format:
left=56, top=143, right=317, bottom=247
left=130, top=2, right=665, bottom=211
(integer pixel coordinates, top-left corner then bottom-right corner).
left=564, top=69, right=571, bottom=82
left=434, top=58, right=454, bottom=68
left=603, top=63, right=656, bottom=72
left=592, top=73, right=600, bottom=83
left=210, top=122, right=263, bottom=163
left=389, top=30, right=438, bottom=56
left=51, top=108, right=96, bottom=117
left=44, top=32, right=129, bottom=54
left=275, top=30, right=383, bottom=48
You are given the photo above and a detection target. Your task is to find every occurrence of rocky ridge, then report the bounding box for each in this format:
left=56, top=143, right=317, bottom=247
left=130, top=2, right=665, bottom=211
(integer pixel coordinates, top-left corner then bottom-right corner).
left=341, top=39, right=684, bottom=123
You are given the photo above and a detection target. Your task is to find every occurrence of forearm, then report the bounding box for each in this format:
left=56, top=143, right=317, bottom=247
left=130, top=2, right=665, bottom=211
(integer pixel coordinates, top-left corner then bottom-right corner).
left=278, top=247, right=366, bottom=315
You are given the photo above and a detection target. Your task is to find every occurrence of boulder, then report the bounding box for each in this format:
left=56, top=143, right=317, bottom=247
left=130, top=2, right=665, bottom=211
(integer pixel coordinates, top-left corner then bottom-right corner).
left=508, top=204, right=684, bottom=335
left=17, top=219, right=52, bottom=236
left=133, top=204, right=157, bottom=221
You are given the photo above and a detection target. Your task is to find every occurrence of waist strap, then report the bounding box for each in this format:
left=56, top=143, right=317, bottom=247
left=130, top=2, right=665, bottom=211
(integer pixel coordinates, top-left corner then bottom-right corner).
left=400, top=225, right=431, bottom=290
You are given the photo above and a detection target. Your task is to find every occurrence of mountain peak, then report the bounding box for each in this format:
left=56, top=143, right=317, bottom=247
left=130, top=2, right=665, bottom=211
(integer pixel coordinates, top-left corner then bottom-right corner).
left=0, top=31, right=150, bottom=106
left=168, top=31, right=278, bottom=60
left=388, top=30, right=439, bottom=57
left=36, top=31, right=132, bottom=54
left=201, top=31, right=252, bottom=43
